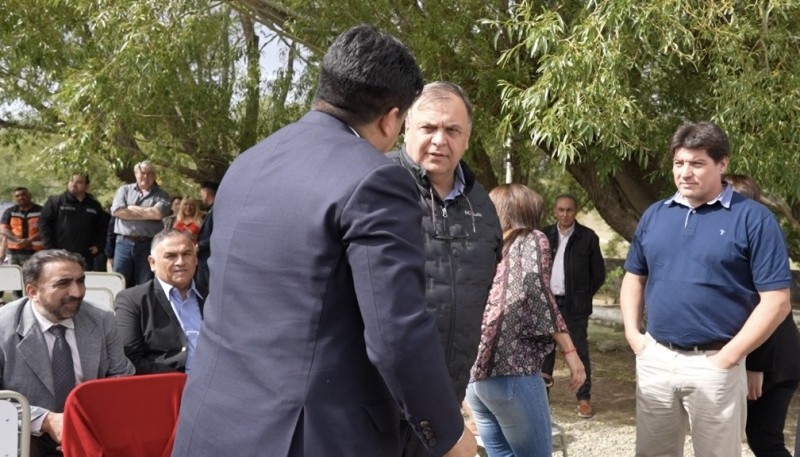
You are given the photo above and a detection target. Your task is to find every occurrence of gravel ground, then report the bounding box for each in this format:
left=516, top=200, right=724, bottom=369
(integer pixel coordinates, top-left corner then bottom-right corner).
left=469, top=318, right=799, bottom=456
left=548, top=410, right=757, bottom=456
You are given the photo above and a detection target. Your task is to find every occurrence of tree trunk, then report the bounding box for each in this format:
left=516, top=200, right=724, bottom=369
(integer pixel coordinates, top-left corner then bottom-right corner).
left=566, top=157, right=669, bottom=241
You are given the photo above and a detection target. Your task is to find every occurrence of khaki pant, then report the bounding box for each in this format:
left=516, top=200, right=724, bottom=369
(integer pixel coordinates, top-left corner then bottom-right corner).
left=634, top=334, right=746, bottom=457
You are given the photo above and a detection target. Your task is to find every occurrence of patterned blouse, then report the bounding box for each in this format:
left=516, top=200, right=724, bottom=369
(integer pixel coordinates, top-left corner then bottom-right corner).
left=470, top=230, right=567, bottom=381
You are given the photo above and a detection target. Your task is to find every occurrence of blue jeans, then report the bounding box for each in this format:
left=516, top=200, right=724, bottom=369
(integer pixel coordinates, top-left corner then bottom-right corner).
left=113, top=238, right=153, bottom=287
left=466, top=375, right=552, bottom=457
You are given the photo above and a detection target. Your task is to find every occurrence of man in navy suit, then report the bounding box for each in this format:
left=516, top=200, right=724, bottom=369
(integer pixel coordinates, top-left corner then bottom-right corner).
left=172, top=24, right=476, bottom=457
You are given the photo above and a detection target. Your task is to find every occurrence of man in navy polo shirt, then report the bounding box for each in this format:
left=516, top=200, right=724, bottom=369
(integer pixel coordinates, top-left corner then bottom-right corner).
left=620, top=121, right=792, bottom=457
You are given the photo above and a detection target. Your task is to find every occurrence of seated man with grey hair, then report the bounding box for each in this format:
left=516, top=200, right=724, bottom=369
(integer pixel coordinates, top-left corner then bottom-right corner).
left=111, top=160, right=172, bottom=287
left=0, top=249, right=134, bottom=457
left=115, top=229, right=204, bottom=374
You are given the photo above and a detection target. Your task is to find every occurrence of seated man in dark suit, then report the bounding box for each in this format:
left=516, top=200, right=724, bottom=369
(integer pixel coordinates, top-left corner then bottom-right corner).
left=115, top=229, right=203, bottom=374
left=0, top=249, right=135, bottom=457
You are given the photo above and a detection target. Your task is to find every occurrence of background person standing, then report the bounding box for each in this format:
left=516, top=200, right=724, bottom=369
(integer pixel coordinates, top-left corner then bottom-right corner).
left=1, top=187, right=43, bottom=297
left=541, top=194, right=605, bottom=418
left=724, top=173, right=800, bottom=457
left=621, top=121, right=791, bottom=457
left=39, top=174, right=106, bottom=271
left=111, top=160, right=171, bottom=287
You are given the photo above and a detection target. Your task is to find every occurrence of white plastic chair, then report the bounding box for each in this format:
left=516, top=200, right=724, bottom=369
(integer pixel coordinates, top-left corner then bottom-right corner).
left=84, top=272, right=126, bottom=298
left=0, top=264, right=24, bottom=292
left=0, top=390, right=31, bottom=457
left=84, top=287, right=115, bottom=313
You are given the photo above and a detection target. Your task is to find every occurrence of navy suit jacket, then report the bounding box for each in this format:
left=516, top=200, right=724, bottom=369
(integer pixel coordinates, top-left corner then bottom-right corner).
left=172, top=111, right=464, bottom=457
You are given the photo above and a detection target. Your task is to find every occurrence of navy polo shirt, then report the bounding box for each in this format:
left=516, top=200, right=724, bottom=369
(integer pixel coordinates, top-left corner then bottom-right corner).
left=625, top=185, right=791, bottom=346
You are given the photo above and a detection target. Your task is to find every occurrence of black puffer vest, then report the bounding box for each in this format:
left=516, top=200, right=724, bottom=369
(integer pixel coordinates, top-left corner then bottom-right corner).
left=387, top=148, right=502, bottom=400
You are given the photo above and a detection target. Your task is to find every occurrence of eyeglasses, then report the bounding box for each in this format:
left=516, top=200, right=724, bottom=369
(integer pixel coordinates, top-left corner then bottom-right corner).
left=430, top=192, right=476, bottom=241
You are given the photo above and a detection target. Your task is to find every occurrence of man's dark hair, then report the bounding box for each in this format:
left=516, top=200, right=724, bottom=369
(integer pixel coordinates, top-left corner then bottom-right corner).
left=22, top=249, right=86, bottom=286
left=669, top=121, right=730, bottom=162
left=13, top=187, right=29, bottom=194
left=201, top=180, right=220, bottom=196
left=72, top=173, right=91, bottom=185
left=313, top=24, right=424, bottom=127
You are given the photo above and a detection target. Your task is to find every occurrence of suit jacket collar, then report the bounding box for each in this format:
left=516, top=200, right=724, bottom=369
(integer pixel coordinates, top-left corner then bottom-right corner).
left=153, top=278, right=205, bottom=318
left=153, top=280, right=184, bottom=336
left=15, top=298, right=102, bottom=394
left=301, top=110, right=359, bottom=137
left=16, top=299, right=53, bottom=395
left=545, top=222, right=588, bottom=249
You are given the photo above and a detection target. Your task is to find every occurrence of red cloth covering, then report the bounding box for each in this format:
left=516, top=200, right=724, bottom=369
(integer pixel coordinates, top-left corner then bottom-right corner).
left=61, top=373, right=186, bottom=457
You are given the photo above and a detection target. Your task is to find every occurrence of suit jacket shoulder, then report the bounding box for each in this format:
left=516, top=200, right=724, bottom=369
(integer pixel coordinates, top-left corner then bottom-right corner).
left=0, top=298, right=133, bottom=420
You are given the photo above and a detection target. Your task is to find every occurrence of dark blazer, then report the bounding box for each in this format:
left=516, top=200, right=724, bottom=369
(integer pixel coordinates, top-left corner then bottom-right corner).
left=172, top=111, right=464, bottom=457
left=194, top=205, right=212, bottom=296
left=543, top=222, right=606, bottom=318
left=114, top=279, right=204, bottom=374
left=0, top=298, right=134, bottom=420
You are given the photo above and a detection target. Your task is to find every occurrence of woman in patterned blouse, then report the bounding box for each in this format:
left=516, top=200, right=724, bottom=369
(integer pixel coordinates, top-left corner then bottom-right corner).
left=466, top=183, right=585, bottom=457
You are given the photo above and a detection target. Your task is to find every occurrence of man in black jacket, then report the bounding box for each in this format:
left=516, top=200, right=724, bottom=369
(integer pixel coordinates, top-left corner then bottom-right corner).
left=194, top=180, right=218, bottom=296
left=388, top=81, right=503, bottom=457
left=114, top=229, right=204, bottom=374
left=541, top=194, right=605, bottom=418
left=39, top=174, right=106, bottom=270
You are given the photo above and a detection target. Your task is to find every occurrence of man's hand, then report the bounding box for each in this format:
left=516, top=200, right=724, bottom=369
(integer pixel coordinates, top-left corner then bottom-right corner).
left=705, top=349, right=740, bottom=370
left=41, top=412, right=64, bottom=443
left=746, top=370, right=764, bottom=400
left=626, top=331, right=649, bottom=355
left=89, top=246, right=99, bottom=255
left=443, top=425, right=477, bottom=457
left=564, top=352, right=586, bottom=392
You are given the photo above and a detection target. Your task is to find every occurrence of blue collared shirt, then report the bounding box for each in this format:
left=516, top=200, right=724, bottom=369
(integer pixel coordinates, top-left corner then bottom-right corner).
left=442, top=164, right=466, bottom=205
left=156, top=278, right=203, bottom=373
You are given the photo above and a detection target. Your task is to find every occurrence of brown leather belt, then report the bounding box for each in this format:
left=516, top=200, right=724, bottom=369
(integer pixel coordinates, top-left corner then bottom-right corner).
left=120, top=235, right=152, bottom=243
left=657, top=340, right=727, bottom=352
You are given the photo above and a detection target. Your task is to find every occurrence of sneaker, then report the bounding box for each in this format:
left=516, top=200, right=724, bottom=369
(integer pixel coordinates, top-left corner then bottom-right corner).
left=577, top=400, right=594, bottom=418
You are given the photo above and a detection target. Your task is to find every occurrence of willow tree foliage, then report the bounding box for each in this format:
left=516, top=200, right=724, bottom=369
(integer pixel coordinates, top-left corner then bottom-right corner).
left=227, top=0, right=549, bottom=189
left=0, top=0, right=305, bottom=194
left=495, top=0, right=800, bottom=257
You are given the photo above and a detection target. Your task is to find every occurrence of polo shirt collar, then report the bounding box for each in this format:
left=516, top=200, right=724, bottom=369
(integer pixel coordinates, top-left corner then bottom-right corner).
left=666, top=183, right=733, bottom=209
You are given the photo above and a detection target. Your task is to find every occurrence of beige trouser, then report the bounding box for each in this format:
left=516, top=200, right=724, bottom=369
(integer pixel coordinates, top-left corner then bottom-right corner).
left=634, top=335, right=746, bottom=457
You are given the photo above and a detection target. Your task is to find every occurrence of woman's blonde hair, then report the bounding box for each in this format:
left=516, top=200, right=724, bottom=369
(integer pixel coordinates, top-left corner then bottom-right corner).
left=176, top=197, right=201, bottom=224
